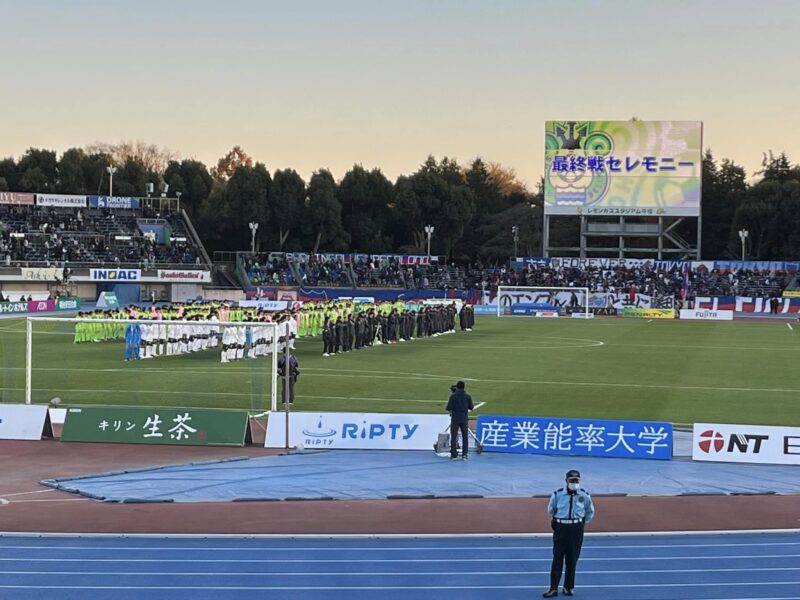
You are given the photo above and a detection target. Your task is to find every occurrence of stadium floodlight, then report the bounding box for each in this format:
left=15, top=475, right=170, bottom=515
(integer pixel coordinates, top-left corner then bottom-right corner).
left=249, top=221, right=259, bottom=254
left=175, top=191, right=182, bottom=210
left=424, top=224, right=435, bottom=258
left=512, top=225, right=519, bottom=258
left=738, top=228, right=749, bottom=261
left=106, top=166, right=117, bottom=197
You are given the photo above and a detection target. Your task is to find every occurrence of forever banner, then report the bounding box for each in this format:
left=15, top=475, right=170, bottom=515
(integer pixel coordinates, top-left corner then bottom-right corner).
left=476, top=415, right=673, bottom=460
left=61, top=405, right=250, bottom=446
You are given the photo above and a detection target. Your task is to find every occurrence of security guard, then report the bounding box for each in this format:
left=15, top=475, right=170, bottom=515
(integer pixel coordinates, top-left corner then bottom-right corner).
left=543, top=469, right=595, bottom=597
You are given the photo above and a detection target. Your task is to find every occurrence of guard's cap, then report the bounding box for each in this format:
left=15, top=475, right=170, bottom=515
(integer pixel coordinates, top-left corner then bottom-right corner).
left=565, top=469, right=581, bottom=480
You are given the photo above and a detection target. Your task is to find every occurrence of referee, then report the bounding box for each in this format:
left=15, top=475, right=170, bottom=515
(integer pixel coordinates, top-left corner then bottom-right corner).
left=543, top=469, right=595, bottom=597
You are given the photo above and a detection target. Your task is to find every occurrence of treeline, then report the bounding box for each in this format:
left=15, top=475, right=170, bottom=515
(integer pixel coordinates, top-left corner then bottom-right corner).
left=1, top=144, right=799, bottom=260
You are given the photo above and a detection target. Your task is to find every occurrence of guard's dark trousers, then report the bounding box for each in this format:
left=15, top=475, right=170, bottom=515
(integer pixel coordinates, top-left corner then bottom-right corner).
left=549, top=522, right=584, bottom=590
left=450, top=419, right=469, bottom=458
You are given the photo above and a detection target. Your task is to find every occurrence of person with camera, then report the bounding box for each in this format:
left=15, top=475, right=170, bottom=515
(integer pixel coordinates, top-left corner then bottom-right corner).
left=277, top=352, right=300, bottom=405
left=445, top=381, right=474, bottom=460
left=543, top=469, right=595, bottom=597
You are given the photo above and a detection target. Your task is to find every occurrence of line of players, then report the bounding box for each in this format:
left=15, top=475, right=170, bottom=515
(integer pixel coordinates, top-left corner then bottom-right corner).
left=321, top=303, right=475, bottom=356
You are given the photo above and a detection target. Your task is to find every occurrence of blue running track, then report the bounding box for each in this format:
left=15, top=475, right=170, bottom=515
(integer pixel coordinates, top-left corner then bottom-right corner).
left=0, top=531, right=798, bottom=600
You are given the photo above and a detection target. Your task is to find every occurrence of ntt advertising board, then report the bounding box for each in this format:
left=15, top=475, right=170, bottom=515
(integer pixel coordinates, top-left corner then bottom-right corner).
left=544, top=121, right=702, bottom=217
left=693, top=423, right=800, bottom=465
left=265, top=412, right=450, bottom=450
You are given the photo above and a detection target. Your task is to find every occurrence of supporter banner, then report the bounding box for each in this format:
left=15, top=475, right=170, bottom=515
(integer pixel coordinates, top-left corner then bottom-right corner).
left=693, top=422, right=800, bottom=466
left=713, top=260, right=800, bottom=273
left=21, top=266, right=62, bottom=281
left=550, top=257, right=716, bottom=272
left=782, top=291, right=800, bottom=298
left=90, top=268, right=141, bottom=281
left=474, top=304, right=497, bottom=315
left=0, top=404, right=50, bottom=440
left=56, top=297, right=80, bottom=311
left=88, top=195, right=140, bottom=209
left=0, top=300, right=28, bottom=314
left=695, top=295, right=800, bottom=314
left=295, top=287, right=474, bottom=303
left=512, top=257, right=551, bottom=267
left=239, top=299, right=289, bottom=311
left=565, top=306, right=617, bottom=316
left=156, top=269, right=211, bottom=283
left=0, top=192, right=34, bottom=205
left=679, top=309, right=733, bottom=321
left=353, top=296, right=375, bottom=303
left=36, top=194, right=87, bottom=207
left=622, top=307, right=674, bottom=319
left=477, top=415, right=672, bottom=460
left=27, top=299, right=55, bottom=313
left=61, top=405, right=250, bottom=446
left=265, top=412, right=450, bottom=450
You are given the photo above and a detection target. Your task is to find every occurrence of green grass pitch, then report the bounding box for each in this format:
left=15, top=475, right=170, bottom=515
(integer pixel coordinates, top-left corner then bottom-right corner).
left=1, top=316, right=798, bottom=427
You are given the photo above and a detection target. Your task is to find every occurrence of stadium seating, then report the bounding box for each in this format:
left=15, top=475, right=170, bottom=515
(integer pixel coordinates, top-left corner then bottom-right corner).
left=0, top=206, right=203, bottom=267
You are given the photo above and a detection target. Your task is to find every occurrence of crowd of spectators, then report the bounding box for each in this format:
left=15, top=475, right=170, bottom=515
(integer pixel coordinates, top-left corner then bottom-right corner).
left=244, top=255, right=295, bottom=285
left=243, top=251, right=790, bottom=302
left=0, top=206, right=202, bottom=267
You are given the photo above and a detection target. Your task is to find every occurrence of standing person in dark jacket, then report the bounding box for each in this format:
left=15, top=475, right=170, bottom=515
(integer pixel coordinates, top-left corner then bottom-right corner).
left=322, top=319, right=334, bottom=356
left=334, top=317, right=344, bottom=354
left=445, top=381, right=474, bottom=460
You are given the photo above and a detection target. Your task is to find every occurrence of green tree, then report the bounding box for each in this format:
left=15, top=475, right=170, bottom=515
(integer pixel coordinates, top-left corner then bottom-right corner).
left=57, top=148, right=89, bottom=194
left=0, top=158, right=17, bottom=191
left=17, top=148, right=58, bottom=192
left=164, top=159, right=213, bottom=217
left=305, top=169, right=349, bottom=252
left=270, top=169, right=306, bottom=251
left=339, top=165, right=393, bottom=252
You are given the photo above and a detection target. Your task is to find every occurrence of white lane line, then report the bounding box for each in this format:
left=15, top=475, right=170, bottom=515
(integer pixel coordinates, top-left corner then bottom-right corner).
left=788, top=323, right=794, bottom=331
left=0, top=567, right=797, bottom=576
left=1, top=554, right=797, bottom=563
left=473, top=402, right=485, bottom=410
left=1, top=542, right=796, bottom=551
left=1, top=499, right=89, bottom=504
left=3, top=543, right=800, bottom=552
left=0, top=585, right=797, bottom=592
left=0, top=490, right=56, bottom=498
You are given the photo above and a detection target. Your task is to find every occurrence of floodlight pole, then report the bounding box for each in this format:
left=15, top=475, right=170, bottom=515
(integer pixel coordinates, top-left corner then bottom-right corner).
left=106, top=166, right=117, bottom=197
left=424, top=225, right=435, bottom=258
left=249, top=221, right=259, bottom=255
left=738, top=228, right=749, bottom=261
left=512, top=225, right=519, bottom=258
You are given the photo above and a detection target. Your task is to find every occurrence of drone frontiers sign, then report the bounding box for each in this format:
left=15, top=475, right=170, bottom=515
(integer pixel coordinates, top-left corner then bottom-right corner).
left=544, top=121, right=702, bottom=217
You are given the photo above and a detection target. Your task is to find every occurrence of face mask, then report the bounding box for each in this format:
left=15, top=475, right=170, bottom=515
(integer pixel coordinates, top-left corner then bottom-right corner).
left=567, top=482, right=580, bottom=492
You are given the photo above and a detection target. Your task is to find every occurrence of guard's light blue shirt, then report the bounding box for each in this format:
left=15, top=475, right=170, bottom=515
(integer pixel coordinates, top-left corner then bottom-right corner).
left=547, top=488, right=595, bottom=524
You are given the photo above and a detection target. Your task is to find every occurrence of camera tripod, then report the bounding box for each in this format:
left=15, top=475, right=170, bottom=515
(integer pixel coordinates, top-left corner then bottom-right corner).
left=434, top=423, right=484, bottom=456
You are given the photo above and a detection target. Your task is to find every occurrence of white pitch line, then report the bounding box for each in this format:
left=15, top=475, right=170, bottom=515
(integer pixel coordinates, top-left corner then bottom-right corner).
left=0, top=490, right=56, bottom=498
left=787, top=323, right=794, bottom=331
left=473, top=402, right=486, bottom=410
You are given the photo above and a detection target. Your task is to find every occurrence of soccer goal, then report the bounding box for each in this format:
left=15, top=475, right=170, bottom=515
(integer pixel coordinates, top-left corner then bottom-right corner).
left=495, top=286, right=589, bottom=317
left=21, top=316, right=290, bottom=412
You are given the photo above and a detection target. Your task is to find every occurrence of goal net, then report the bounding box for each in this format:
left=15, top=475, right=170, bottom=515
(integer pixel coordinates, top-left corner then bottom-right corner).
left=496, top=286, right=589, bottom=317
left=13, top=317, right=289, bottom=413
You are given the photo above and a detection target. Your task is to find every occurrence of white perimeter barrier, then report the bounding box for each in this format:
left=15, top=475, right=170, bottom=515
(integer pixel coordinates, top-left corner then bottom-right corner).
left=266, top=411, right=450, bottom=450
left=693, top=422, right=800, bottom=465
left=0, top=404, right=49, bottom=440
left=679, top=309, right=734, bottom=321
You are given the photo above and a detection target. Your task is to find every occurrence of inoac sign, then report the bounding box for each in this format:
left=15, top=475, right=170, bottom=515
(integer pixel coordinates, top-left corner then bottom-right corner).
left=265, top=412, right=450, bottom=450
left=692, top=422, right=800, bottom=465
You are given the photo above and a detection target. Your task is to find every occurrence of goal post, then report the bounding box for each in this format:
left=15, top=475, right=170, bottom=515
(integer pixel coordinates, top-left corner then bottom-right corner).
left=23, top=316, right=284, bottom=412
left=496, top=286, right=589, bottom=317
